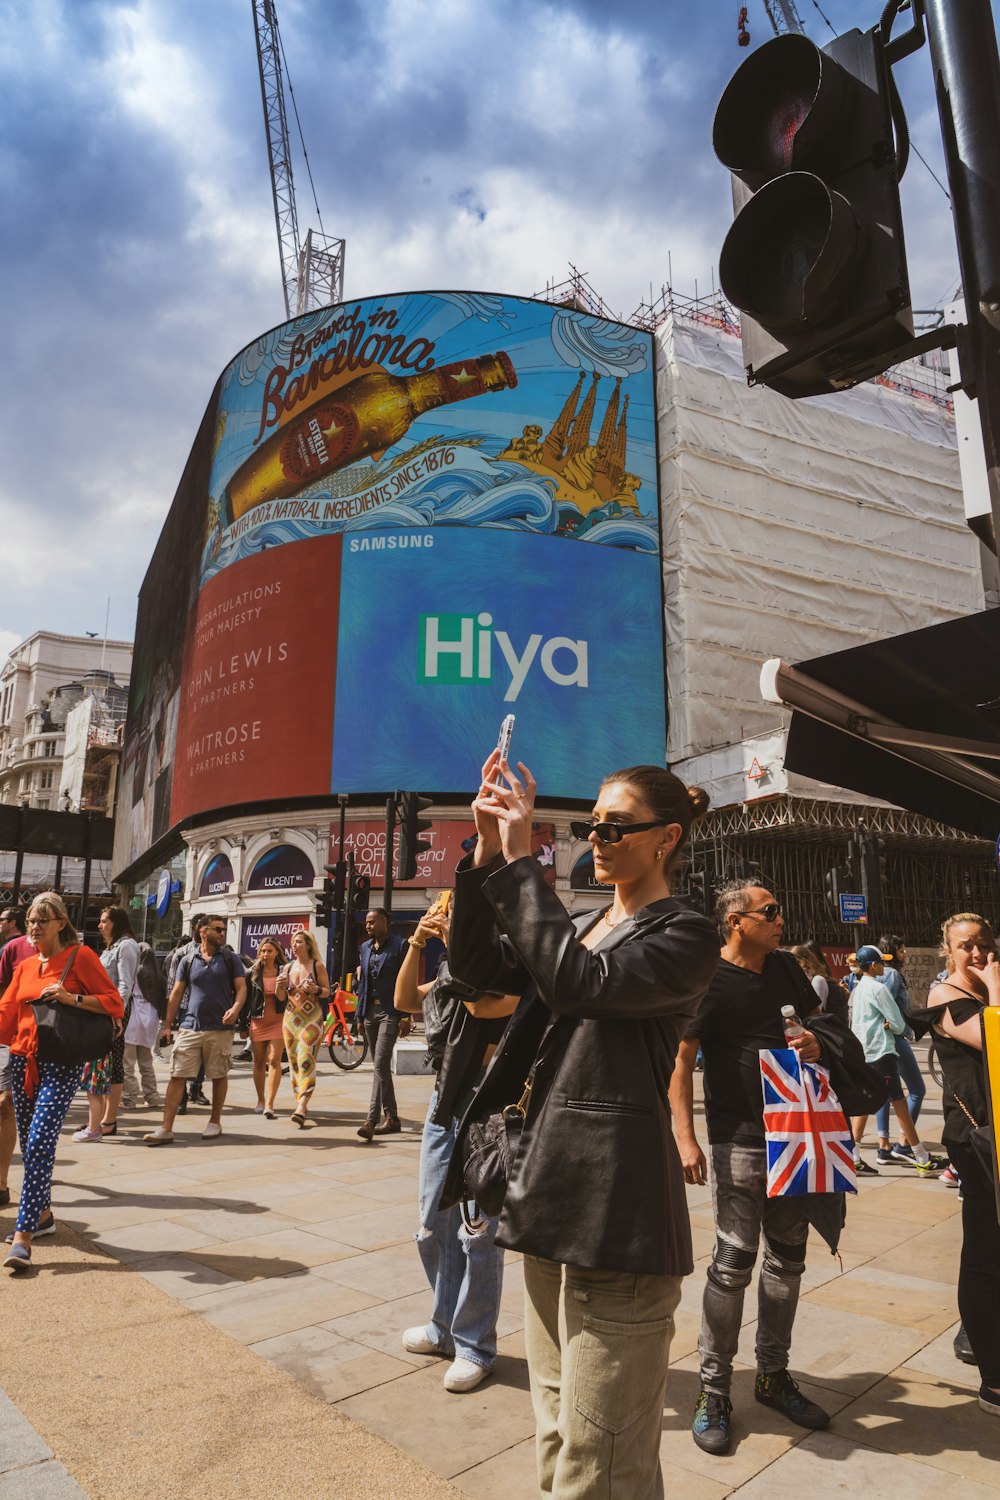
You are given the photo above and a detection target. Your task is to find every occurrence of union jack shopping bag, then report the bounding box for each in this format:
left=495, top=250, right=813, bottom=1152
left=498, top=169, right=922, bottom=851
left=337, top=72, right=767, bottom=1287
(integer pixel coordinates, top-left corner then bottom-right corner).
left=759, top=1048, right=857, bottom=1198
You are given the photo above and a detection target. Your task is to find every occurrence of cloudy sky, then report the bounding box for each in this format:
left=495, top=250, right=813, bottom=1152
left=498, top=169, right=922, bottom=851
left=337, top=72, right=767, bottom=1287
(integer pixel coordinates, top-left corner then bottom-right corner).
left=3, top=0, right=986, bottom=664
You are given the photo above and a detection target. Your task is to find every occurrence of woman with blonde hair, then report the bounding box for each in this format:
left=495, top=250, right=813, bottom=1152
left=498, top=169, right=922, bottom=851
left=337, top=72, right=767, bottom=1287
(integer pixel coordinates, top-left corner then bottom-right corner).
left=280, top=928, right=329, bottom=1128
left=911, top=912, right=1000, bottom=1415
left=0, top=892, right=122, bottom=1271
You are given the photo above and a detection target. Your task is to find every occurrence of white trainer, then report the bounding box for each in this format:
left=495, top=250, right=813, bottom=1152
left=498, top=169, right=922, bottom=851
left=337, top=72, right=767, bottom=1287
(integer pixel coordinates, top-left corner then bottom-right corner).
left=443, top=1358, right=492, bottom=1393
left=402, top=1326, right=448, bottom=1356
left=202, top=1121, right=223, bottom=1139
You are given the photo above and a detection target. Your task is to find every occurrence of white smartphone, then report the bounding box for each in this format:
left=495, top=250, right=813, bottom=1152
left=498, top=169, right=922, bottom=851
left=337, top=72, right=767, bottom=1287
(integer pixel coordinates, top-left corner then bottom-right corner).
left=496, top=714, right=515, bottom=766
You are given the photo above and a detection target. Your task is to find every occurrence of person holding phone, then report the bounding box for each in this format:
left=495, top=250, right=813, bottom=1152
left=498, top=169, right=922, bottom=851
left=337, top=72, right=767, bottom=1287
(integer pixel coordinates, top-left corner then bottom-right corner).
left=0, top=892, right=122, bottom=1271
left=445, top=750, right=718, bottom=1496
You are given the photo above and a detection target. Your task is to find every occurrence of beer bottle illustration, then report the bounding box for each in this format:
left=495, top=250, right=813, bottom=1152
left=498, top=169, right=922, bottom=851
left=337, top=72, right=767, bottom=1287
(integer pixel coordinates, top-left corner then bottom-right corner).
left=222, top=351, right=517, bottom=524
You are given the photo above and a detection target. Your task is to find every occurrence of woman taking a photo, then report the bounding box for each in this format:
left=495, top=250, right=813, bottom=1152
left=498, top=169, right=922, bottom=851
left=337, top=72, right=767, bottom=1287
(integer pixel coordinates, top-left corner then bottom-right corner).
left=0, top=891, right=122, bottom=1271
left=76, top=905, right=140, bottom=1140
left=911, top=912, right=1000, bottom=1416
left=244, top=938, right=287, bottom=1118
left=446, top=751, right=718, bottom=1497
left=280, top=929, right=329, bottom=1128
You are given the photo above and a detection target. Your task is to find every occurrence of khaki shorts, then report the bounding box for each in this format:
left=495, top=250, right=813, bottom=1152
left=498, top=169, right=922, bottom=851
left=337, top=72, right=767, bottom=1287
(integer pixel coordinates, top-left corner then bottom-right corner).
left=169, top=1028, right=233, bottom=1081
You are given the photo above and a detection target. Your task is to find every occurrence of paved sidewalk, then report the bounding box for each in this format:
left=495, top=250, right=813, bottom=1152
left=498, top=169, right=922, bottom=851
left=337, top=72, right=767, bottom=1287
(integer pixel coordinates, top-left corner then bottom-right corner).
left=1, top=1039, right=998, bottom=1498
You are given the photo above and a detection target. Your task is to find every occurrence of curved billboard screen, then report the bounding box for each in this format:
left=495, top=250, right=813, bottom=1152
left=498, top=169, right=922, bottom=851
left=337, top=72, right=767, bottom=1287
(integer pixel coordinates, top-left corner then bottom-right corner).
left=115, top=291, right=666, bottom=875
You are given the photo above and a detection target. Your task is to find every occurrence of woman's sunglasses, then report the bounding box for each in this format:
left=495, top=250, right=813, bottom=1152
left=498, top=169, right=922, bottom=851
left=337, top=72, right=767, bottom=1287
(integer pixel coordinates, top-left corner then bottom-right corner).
left=570, top=820, right=666, bottom=845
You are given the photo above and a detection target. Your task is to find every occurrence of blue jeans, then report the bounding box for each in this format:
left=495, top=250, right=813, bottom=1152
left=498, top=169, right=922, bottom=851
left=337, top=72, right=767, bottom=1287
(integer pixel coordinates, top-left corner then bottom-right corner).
left=875, top=1035, right=925, bottom=1139
left=415, top=1089, right=504, bottom=1370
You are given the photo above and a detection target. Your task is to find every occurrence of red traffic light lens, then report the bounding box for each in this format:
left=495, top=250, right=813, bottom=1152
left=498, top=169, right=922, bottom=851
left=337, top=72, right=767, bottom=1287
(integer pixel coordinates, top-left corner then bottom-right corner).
left=720, top=173, right=861, bottom=330
left=714, top=33, right=845, bottom=184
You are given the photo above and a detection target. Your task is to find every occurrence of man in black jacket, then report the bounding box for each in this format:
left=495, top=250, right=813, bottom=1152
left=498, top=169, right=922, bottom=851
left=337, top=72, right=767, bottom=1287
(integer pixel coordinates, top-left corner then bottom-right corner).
left=669, top=880, right=831, bottom=1457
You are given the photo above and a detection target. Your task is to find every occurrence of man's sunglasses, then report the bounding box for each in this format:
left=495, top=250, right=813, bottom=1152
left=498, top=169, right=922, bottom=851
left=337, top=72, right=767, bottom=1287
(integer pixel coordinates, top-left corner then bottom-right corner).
left=570, top=820, right=666, bottom=845
left=737, top=903, right=782, bottom=922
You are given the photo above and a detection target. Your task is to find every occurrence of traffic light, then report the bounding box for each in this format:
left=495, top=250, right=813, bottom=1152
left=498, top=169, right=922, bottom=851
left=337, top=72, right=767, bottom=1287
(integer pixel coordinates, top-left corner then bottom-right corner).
left=397, top=792, right=433, bottom=881
left=324, top=860, right=347, bottom=910
left=686, top=869, right=708, bottom=915
left=824, top=865, right=842, bottom=910
left=713, top=27, right=913, bottom=397
left=353, top=872, right=371, bottom=903
left=319, top=876, right=336, bottom=926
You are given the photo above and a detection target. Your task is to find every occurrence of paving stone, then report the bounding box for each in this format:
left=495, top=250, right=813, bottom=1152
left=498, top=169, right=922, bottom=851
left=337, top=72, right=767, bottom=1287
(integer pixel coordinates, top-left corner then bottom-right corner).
left=0, top=1460, right=89, bottom=1498
left=0, top=1390, right=52, bottom=1473
left=732, top=1427, right=999, bottom=1498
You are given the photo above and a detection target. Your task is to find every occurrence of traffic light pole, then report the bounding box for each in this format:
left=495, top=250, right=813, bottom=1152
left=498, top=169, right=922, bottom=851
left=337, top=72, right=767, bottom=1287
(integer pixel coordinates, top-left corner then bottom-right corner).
left=922, top=0, right=1000, bottom=571
left=383, top=795, right=397, bottom=920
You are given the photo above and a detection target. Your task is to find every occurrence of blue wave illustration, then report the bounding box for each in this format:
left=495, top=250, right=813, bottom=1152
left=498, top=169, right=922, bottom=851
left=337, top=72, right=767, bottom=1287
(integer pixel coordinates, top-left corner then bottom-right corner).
left=549, top=312, right=649, bottom=377
left=200, top=458, right=652, bottom=584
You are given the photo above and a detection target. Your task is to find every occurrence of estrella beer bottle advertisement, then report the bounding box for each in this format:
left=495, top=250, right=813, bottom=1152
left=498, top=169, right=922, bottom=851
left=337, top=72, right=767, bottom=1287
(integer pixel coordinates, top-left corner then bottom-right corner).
left=117, top=290, right=666, bottom=873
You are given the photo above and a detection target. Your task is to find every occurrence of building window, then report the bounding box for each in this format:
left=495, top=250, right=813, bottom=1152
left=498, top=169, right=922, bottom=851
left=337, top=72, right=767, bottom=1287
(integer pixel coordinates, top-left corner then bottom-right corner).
left=39, top=770, right=53, bottom=790
left=36, top=799, right=49, bottom=810
left=43, top=740, right=57, bottom=757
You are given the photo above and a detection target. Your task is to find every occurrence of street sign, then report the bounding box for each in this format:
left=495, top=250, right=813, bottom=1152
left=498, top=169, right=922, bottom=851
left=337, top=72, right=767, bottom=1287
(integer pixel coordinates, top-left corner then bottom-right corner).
left=839, top=892, right=868, bottom=924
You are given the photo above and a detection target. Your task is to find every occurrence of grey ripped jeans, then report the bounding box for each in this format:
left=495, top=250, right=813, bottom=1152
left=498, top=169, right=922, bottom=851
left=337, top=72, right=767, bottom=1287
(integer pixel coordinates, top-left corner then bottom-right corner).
left=699, top=1141, right=809, bottom=1395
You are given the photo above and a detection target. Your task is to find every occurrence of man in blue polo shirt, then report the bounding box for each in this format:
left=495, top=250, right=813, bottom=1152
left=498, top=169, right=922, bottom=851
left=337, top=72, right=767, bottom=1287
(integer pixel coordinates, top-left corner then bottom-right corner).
left=145, top=916, right=245, bottom=1145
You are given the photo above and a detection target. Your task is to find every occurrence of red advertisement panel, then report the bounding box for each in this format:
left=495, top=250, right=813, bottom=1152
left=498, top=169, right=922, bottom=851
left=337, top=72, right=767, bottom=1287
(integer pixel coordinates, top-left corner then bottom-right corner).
left=330, top=819, right=556, bottom=888
left=171, top=535, right=342, bottom=822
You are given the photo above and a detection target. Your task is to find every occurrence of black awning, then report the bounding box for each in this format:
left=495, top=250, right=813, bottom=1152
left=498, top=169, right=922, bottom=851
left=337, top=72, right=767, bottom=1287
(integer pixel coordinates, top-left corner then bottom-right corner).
left=765, top=608, right=1000, bottom=839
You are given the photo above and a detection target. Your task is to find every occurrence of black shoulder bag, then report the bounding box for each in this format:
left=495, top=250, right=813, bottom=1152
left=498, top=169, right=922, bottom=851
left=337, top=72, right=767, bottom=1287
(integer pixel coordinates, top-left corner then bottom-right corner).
left=34, top=947, right=116, bottom=1067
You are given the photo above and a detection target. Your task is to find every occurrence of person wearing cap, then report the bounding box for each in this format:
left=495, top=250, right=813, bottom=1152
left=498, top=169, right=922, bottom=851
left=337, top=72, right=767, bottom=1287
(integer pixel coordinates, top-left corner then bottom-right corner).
left=848, top=945, right=945, bottom=1176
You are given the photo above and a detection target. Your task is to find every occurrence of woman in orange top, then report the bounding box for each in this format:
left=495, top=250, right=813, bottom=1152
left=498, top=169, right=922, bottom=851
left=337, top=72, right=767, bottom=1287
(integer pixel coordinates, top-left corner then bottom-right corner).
left=0, top=891, right=122, bottom=1272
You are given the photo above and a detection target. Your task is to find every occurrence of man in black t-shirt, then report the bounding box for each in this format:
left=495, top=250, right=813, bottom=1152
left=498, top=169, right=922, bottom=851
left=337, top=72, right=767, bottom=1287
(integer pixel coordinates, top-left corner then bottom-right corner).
left=669, top=881, right=831, bottom=1456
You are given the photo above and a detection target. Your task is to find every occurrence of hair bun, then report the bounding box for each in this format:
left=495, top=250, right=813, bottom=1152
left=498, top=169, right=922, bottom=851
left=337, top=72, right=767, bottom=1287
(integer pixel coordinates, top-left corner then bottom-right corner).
left=687, top=785, right=710, bottom=819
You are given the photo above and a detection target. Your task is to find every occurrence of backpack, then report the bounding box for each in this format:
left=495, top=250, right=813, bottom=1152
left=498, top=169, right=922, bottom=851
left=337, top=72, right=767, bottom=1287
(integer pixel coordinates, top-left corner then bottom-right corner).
left=137, top=942, right=168, bottom=1018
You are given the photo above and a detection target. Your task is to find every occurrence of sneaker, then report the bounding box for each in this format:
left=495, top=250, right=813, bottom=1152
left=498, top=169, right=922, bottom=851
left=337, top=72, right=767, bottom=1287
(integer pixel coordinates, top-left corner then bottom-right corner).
left=5, top=1214, right=54, bottom=1243
left=253, top=1104, right=265, bottom=1114
left=3, top=1243, right=30, bottom=1272
left=402, top=1326, right=450, bottom=1356
left=979, top=1384, right=1000, bottom=1415
left=754, top=1369, right=829, bottom=1430
left=890, top=1143, right=916, bottom=1164
left=954, top=1325, right=977, bottom=1365
left=189, top=1090, right=210, bottom=1107
left=71, top=1128, right=103, bottom=1143
left=443, top=1358, right=491, bottom=1393
left=913, top=1155, right=948, bottom=1175
left=692, top=1389, right=733, bottom=1455
left=202, top=1121, right=223, bottom=1139
left=263, top=1109, right=276, bottom=1120
left=853, top=1157, right=880, bottom=1177
left=940, top=1166, right=960, bottom=1188
left=875, top=1147, right=894, bottom=1166
left=144, top=1127, right=175, bottom=1147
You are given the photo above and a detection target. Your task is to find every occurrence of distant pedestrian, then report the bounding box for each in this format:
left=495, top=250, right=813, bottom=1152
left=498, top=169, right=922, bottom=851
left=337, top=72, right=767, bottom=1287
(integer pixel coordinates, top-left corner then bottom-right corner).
left=144, top=916, right=245, bottom=1146
left=790, top=945, right=848, bottom=1025
left=848, top=945, right=943, bottom=1177
left=75, top=905, right=140, bottom=1141
left=872, top=934, right=926, bottom=1166
left=0, top=892, right=122, bottom=1272
left=121, top=939, right=165, bottom=1110
left=0, top=908, right=33, bottom=1210
left=356, top=909, right=407, bottom=1141
left=242, top=938, right=288, bottom=1118
left=281, top=929, right=329, bottom=1129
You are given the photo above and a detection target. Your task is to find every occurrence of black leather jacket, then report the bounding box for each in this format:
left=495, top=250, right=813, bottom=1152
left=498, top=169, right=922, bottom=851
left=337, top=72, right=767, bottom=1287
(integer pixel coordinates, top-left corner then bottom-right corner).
left=442, top=854, right=719, bottom=1277
left=238, top=971, right=287, bottom=1029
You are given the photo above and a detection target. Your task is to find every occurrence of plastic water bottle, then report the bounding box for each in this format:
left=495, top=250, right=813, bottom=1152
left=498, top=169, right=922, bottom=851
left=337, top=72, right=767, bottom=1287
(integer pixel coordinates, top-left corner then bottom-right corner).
left=781, top=1005, right=805, bottom=1043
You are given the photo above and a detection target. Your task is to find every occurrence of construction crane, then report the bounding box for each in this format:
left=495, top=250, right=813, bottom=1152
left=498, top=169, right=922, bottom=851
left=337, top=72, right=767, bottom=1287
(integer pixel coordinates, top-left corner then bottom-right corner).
left=763, top=0, right=806, bottom=34
left=252, top=0, right=345, bottom=319
left=737, top=0, right=806, bottom=45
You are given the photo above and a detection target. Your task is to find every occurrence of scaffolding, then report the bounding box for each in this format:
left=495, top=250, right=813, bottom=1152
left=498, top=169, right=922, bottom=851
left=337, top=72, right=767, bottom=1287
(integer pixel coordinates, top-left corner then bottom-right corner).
left=683, top=797, right=995, bottom=946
